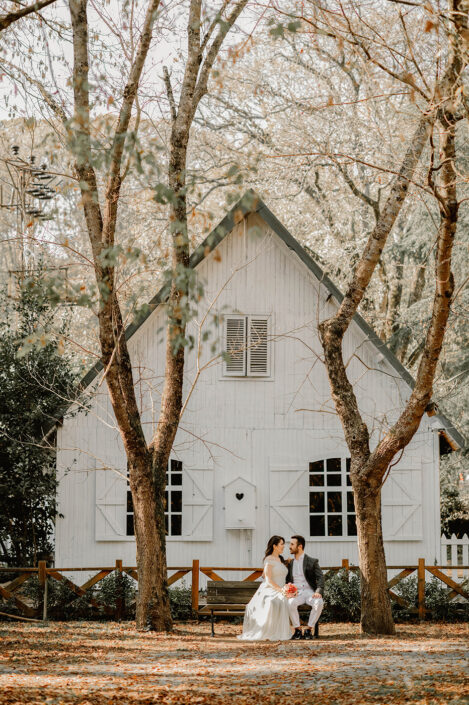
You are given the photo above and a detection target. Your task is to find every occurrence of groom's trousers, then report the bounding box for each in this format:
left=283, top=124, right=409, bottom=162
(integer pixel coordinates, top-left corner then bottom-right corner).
left=288, top=589, right=324, bottom=628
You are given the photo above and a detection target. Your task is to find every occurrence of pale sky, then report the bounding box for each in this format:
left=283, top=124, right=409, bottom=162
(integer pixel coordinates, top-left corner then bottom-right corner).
left=0, top=0, right=263, bottom=125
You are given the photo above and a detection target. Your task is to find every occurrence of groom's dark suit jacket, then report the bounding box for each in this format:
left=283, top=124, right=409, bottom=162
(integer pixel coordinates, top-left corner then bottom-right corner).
left=286, top=554, right=325, bottom=595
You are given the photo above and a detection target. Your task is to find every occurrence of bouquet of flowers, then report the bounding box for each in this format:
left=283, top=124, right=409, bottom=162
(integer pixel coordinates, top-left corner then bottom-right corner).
left=282, top=583, right=298, bottom=598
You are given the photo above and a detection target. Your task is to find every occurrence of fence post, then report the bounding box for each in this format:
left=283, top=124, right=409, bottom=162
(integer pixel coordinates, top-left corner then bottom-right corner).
left=341, top=558, right=350, bottom=580
left=191, top=559, right=199, bottom=612
left=38, top=561, right=48, bottom=622
left=418, top=558, right=425, bottom=621
left=115, top=559, right=123, bottom=622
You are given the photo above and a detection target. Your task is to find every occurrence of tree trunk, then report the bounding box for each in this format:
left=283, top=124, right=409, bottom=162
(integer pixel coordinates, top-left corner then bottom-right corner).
left=130, top=455, right=172, bottom=631
left=97, top=291, right=174, bottom=631
left=354, top=477, right=395, bottom=634
left=67, top=0, right=173, bottom=632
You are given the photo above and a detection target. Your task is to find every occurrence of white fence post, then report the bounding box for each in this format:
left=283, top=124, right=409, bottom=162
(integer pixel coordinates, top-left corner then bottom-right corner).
left=441, top=534, right=469, bottom=580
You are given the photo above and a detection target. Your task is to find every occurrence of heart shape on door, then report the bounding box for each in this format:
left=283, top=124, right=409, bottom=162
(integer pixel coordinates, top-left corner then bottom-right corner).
left=235, top=493, right=244, bottom=501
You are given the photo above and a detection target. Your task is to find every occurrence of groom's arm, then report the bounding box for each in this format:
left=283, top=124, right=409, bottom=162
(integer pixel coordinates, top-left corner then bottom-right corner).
left=313, top=559, right=325, bottom=595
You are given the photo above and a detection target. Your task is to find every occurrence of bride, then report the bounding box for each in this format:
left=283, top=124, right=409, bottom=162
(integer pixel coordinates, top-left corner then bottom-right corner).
left=238, top=535, right=292, bottom=641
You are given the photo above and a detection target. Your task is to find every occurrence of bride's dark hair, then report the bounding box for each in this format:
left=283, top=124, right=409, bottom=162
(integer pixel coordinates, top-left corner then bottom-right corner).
left=264, top=535, right=285, bottom=564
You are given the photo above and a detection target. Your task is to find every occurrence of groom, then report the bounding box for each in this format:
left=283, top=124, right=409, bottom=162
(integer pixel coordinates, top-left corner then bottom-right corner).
left=287, top=535, right=324, bottom=640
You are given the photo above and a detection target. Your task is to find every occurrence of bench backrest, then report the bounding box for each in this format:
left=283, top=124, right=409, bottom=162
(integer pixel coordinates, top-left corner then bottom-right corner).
left=206, top=580, right=260, bottom=604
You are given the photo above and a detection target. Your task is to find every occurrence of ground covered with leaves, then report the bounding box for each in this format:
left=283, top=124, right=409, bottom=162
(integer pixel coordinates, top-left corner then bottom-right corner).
left=0, top=621, right=467, bottom=704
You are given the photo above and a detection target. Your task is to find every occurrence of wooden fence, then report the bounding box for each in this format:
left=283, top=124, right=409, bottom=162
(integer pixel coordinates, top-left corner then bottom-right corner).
left=0, top=558, right=467, bottom=622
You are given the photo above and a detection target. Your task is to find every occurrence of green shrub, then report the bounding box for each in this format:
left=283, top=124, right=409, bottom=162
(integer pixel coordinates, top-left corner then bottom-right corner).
left=169, top=582, right=194, bottom=620
left=392, top=574, right=469, bottom=622
left=9, top=573, right=193, bottom=622
left=19, top=575, right=98, bottom=620
left=322, top=569, right=361, bottom=622
left=97, top=572, right=136, bottom=619
left=16, top=571, right=137, bottom=620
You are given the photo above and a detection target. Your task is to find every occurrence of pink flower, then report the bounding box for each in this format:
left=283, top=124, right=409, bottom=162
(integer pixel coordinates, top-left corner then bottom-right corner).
left=282, top=583, right=298, bottom=598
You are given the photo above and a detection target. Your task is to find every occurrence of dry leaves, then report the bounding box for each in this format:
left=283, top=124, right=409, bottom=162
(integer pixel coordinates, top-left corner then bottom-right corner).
left=0, top=621, right=467, bottom=704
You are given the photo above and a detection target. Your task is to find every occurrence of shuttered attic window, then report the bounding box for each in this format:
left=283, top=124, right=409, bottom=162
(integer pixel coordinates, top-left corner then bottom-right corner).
left=223, top=315, right=270, bottom=377
left=225, top=316, right=246, bottom=375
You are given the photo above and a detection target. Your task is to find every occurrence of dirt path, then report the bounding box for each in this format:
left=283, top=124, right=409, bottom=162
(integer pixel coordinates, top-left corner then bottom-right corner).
left=0, top=622, right=467, bottom=704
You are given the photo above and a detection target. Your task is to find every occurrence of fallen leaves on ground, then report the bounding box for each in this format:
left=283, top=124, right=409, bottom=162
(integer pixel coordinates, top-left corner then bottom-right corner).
left=0, top=621, right=467, bottom=704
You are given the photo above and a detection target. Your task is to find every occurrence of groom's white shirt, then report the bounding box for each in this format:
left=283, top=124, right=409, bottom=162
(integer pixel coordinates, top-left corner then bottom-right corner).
left=292, top=554, right=308, bottom=591
left=288, top=553, right=324, bottom=629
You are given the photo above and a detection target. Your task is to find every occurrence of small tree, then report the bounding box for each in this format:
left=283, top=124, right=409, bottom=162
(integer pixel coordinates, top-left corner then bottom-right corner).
left=0, top=275, right=77, bottom=566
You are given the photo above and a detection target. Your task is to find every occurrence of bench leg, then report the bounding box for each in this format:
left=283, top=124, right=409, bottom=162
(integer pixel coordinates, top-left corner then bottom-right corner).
left=210, top=610, right=215, bottom=637
left=314, top=620, right=319, bottom=638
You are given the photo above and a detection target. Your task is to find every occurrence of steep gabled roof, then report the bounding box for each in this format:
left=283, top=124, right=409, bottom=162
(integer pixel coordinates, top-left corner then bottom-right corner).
left=61, top=189, right=465, bottom=450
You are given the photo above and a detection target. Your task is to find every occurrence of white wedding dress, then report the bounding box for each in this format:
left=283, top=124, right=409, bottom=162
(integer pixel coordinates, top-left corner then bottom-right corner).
left=238, top=556, right=292, bottom=641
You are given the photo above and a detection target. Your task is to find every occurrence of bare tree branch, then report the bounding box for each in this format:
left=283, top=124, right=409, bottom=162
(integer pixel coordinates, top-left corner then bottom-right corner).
left=0, top=0, right=56, bottom=32
left=163, top=66, right=177, bottom=122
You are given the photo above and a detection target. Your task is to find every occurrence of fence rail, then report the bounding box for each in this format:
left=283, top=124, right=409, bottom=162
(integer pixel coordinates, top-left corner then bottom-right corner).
left=1, top=558, right=467, bottom=622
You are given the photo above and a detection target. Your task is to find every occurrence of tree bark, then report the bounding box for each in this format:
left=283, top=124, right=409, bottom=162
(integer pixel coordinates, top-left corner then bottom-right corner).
left=354, top=476, right=394, bottom=634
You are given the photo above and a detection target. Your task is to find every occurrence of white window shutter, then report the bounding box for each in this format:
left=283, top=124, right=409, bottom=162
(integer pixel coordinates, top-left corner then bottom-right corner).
left=269, top=465, right=309, bottom=537
left=224, top=315, right=246, bottom=376
left=247, top=316, right=269, bottom=376
left=95, top=467, right=128, bottom=541
left=182, top=468, right=214, bottom=541
left=382, top=466, right=423, bottom=540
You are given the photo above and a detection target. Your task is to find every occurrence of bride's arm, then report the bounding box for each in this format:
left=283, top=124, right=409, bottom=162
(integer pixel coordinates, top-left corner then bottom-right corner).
left=264, top=562, right=283, bottom=592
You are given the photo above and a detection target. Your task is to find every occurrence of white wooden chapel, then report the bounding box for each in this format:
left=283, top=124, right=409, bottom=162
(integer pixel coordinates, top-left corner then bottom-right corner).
left=54, top=191, right=464, bottom=578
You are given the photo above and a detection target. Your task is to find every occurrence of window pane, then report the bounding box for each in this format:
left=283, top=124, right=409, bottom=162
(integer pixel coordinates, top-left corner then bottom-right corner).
left=171, top=459, right=182, bottom=473
left=164, top=514, right=168, bottom=535
left=309, top=492, right=324, bottom=513
left=347, top=515, right=357, bottom=536
left=327, top=473, right=342, bottom=486
left=126, top=514, right=134, bottom=536
left=328, top=515, right=343, bottom=536
left=171, top=514, right=182, bottom=536
left=309, top=460, right=324, bottom=473
left=309, top=474, right=324, bottom=487
left=347, top=492, right=355, bottom=512
left=165, top=473, right=168, bottom=486
left=171, top=473, right=182, bottom=486
left=171, top=490, right=182, bottom=513
left=346, top=457, right=351, bottom=472
left=347, top=474, right=352, bottom=486
left=327, top=491, right=342, bottom=513
left=164, top=491, right=168, bottom=511
left=310, top=515, right=325, bottom=536
left=327, top=458, right=341, bottom=473
left=126, top=491, right=133, bottom=513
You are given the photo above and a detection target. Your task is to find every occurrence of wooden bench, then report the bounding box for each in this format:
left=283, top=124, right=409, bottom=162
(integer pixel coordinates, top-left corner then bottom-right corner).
left=198, top=581, right=320, bottom=638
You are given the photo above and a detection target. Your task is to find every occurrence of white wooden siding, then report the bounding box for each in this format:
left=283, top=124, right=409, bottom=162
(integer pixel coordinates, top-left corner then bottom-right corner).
left=55, top=212, right=441, bottom=573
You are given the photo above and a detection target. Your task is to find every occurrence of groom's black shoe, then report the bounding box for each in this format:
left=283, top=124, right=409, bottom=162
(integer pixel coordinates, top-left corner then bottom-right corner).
left=303, top=628, right=313, bottom=640
left=291, top=628, right=303, bottom=640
